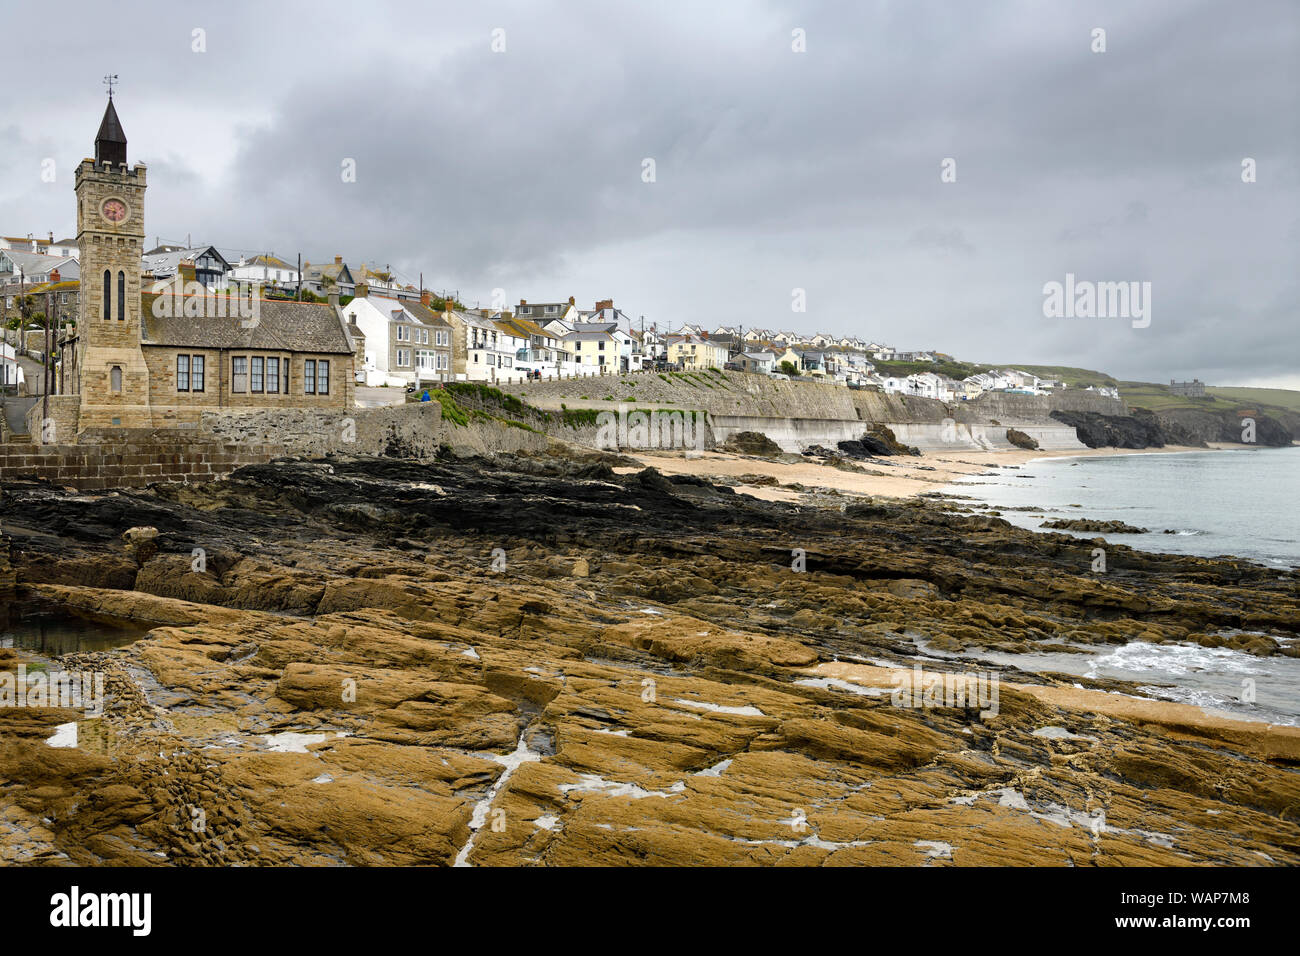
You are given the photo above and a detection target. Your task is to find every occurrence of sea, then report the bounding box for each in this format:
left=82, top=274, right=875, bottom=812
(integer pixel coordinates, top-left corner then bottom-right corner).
left=950, top=445, right=1300, bottom=569
left=946, top=445, right=1300, bottom=725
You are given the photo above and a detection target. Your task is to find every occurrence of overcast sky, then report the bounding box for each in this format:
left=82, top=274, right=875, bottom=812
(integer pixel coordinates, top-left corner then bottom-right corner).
left=2, top=1, right=1296, bottom=386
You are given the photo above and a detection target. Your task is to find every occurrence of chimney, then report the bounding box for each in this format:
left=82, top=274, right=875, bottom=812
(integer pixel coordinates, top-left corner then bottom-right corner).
left=420, top=289, right=431, bottom=306
left=519, top=299, right=527, bottom=306
left=355, top=280, right=369, bottom=299
left=50, top=268, right=60, bottom=284
left=596, top=298, right=613, bottom=310
left=48, top=231, right=53, bottom=243
left=178, top=259, right=197, bottom=285
left=334, top=255, right=343, bottom=265
left=568, top=295, right=575, bottom=305
left=328, top=287, right=339, bottom=309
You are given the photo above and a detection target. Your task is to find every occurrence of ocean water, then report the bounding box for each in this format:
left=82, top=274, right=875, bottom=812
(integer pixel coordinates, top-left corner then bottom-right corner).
left=950, top=445, right=1300, bottom=569
left=943, top=445, right=1300, bottom=724
left=917, top=636, right=1300, bottom=726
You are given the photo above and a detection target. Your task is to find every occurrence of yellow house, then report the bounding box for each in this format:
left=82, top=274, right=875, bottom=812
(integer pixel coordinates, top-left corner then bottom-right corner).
left=772, top=347, right=803, bottom=374
left=669, top=335, right=728, bottom=369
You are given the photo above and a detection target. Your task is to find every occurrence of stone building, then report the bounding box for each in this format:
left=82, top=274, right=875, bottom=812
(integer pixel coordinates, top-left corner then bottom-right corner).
left=1169, top=379, right=1206, bottom=398
left=31, top=96, right=356, bottom=441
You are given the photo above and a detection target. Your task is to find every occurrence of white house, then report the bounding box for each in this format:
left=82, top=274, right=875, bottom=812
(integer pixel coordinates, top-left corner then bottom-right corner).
left=1, top=342, right=25, bottom=391
left=737, top=350, right=776, bottom=375
left=229, top=254, right=299, bottom=289
left=344, top=292, right=453, bottom=386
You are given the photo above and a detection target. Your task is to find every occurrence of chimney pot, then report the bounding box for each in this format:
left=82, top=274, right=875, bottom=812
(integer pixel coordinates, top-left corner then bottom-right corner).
left=334, top=255, right=342, bottom=265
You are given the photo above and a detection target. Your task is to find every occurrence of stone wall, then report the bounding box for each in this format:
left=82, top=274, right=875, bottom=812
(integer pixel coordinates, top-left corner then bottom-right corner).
left=0, top=433, right=285, bottom=490
left=501, top=370, right=1126, bottom=426
left=199, top=402, right=549, bottom=458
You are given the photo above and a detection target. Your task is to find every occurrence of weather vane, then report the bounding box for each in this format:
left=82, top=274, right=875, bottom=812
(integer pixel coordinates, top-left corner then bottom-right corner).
left=103, top=74, right=119, bottom=98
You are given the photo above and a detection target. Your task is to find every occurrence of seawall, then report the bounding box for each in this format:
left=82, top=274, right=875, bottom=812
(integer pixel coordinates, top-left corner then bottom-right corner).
left=502, top=370, right=1118, bottom=452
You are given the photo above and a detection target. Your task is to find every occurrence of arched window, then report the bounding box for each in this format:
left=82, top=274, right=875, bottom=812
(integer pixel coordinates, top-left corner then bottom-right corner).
left=110, top=366, right=122, bottom=392
left=117, top=270, right=125, bottom=321
left=103, top=270, right=110, bottom=320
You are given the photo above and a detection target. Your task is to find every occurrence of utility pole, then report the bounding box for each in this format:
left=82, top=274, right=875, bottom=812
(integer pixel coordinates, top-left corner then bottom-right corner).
left=296, top=253, right=302, bottom=301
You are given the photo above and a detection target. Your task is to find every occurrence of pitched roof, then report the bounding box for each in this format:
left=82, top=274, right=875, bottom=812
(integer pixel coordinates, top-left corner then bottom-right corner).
left=95, top=98, right=127, bottom=165
left=0, top=249, right=72, bottom=275
left=368, top=295, right=450, bottom=329
left=142, top=245, right=229, bottom=275
left=140, top=293, right=353, bottom=354
left=239, top=254, right=295, bottom=270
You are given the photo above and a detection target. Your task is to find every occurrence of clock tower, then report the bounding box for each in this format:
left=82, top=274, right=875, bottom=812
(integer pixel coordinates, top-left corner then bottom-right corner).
left=73, top=93, right=152, bottom=429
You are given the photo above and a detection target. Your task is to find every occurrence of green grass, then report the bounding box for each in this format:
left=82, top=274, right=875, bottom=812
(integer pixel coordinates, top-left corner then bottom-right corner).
left=1207, top=386, right=1300, bottom=414
left=430, top=389, right=470, bottom=426
left=1117, top=382, right=1233, bottom=412
left=874, top=359, right=984, bottom=380
left=444, top=381, right=528, bottom=416
left=983, top=364, right=1118, bottom=388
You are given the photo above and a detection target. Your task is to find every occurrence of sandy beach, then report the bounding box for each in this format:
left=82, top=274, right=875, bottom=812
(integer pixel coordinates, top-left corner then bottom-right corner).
left=619, top=443, right=1242, bottom=502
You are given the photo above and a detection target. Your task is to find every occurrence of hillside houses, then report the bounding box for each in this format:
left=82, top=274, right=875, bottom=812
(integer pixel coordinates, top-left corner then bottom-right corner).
left=669, top=334, right=729, bottom=370
left=343, top=288, right=453, bottom=386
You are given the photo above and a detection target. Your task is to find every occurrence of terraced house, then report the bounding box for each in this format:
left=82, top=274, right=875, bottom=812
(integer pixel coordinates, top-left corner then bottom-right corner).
left=345, top=286, right=452, bottom=385
left=29, top=96, right=355, bottom=440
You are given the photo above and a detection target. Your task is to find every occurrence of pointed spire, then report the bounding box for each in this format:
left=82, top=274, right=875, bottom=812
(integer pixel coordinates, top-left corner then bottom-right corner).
left=95, top=97, right=127, bottom=167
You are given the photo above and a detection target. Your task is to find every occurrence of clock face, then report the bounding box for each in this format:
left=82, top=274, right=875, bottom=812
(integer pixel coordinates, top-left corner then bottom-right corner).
left=102, top=199, right=128, bottom=223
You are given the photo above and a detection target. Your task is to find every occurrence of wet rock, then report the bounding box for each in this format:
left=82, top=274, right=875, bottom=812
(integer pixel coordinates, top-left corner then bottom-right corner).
left=1, top=452, right=1297, bottom=867
left=1042, top=518, right=1150, bottom=534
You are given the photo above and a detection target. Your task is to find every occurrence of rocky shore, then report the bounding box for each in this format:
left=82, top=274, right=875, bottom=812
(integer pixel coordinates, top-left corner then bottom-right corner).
left=1, top=450, right=1297, bottom=866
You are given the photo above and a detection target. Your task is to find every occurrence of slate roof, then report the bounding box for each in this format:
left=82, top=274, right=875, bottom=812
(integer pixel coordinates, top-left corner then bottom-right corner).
left=140, top=293, right=353, bottom=354
left=141, top=245, right=229, bottom=276
left=380, top=297, right=451, bottom=330
left=0, top=249, right=74, bottom=276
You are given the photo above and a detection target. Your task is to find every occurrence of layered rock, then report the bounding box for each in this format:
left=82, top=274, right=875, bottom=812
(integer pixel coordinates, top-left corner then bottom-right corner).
left=1, top=452, right=1297, bottom=866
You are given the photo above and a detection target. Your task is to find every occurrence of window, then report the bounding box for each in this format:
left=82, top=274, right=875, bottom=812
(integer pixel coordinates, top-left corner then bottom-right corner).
left=317, top=360, right=329, bottom=395
left=251, top=356, right=264, bottom=392
left=232, top=356, right=248, bottom=392
left=103, top=270, right=110, bottom=320
left=598, top=341, right=605, bottom=350
left=177, top=355, right=189, bottom=391
left=266, top=355, right=279, bottom=393
left=110, top=366, right=122, bottom=391
left=192, top=355, right=205, bottom=392
left=281, top=358, right=289, bottom=393
left=396, top=349, right=410, bottom=367
left=304, top=360, right=316, bottom=394
left=575, top=341, right=582, bottom=350
left=396, top=325, right=409, bottom=341
left=435, top=330, right=449, bottom=346
left=519, top=306, right=530, bottom=315
left=436, top=353, right=448, bottom=370
left=118, top=270, right=125, bottom=321
left=545, top=305, right=557, bottom=314
left=420, top=329, right=429, bottom=344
